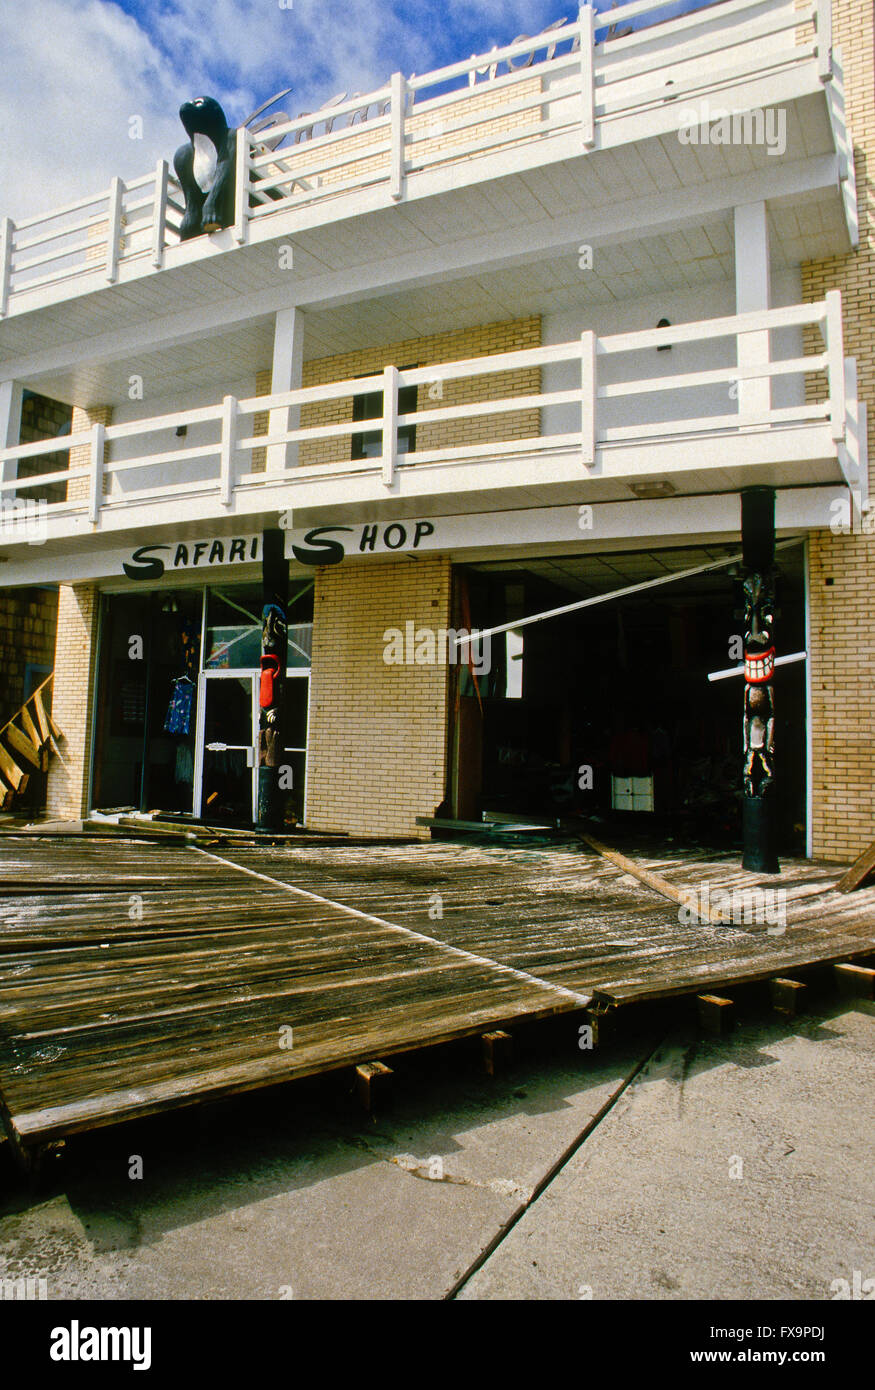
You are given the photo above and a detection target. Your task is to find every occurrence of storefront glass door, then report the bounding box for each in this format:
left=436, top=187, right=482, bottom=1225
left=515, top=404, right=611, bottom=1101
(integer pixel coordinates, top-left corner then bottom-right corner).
left=195, top=673, right=258, bottom=824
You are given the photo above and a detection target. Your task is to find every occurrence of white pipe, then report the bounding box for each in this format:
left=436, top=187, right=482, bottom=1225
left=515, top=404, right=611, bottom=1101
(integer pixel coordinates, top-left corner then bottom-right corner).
left=455, top=538, right=801, bottom=647
left=707, top=650, right=807, bottom=682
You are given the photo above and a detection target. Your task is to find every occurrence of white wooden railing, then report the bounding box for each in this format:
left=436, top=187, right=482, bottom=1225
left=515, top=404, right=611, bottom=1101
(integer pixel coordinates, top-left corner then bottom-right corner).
left=0, top=0, right=834, bottom=312
left=0, top=295, right=852, bottom=530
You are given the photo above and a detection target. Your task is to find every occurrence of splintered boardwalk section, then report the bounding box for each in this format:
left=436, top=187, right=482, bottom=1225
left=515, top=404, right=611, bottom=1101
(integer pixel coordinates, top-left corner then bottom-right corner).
left=214, top=841, right=875, bottom=1004
left=1, top=836, right=874, bottom=1160
left=0, top=841, right=582, bottom=1152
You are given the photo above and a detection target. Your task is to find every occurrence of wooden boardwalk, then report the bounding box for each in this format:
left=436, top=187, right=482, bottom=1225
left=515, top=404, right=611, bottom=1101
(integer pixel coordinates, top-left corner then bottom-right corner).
left=1, top=834, right=874, bottom=1164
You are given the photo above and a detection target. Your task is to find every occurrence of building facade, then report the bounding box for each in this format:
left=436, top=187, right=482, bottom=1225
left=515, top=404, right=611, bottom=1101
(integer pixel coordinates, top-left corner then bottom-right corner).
left=0, top=0, right=871, bottom=858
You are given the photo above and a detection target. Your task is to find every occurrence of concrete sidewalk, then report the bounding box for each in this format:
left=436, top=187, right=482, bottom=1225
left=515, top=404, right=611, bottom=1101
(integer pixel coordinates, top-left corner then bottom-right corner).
left=1, top=1004, right=871, bottom=1300
left=460, top=1003, right=875, bottom=1301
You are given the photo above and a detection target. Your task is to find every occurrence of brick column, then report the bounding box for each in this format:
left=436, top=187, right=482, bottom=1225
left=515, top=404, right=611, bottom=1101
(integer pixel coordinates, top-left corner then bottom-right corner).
left=802, top=0, right=875, bottom=860
left=45, top=583, right=101, bottom=820
left=306, top=555, right=452, bottom=837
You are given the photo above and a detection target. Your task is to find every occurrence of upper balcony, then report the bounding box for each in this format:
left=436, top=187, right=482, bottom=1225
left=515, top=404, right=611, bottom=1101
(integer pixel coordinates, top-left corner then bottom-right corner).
left=0, top=292, right=864, bottom=570
left=0, top=0, right=853, bottom=341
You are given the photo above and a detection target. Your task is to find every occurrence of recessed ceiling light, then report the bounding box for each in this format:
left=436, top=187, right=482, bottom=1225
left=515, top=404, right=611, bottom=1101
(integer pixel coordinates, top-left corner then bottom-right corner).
left=629, top=480, right=676, bottom=499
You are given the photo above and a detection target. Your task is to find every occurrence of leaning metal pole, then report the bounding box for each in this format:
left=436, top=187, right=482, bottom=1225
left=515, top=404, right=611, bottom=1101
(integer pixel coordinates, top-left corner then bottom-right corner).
left=257, top=528, right=289, bottom=830
left=740, top=486, right=779, bottom=873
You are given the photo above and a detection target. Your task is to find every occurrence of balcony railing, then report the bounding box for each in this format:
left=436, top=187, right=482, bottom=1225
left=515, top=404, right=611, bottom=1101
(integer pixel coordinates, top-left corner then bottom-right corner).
left=0, top=295, right=858, bottom=538
left=0, top=0, right=835, bottom=315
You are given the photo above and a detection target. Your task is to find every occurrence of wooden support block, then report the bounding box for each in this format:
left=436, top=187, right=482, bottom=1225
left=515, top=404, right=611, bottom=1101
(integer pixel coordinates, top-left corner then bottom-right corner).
left=355, top=1060, right=393, bottom=1114
left=769, top=978, right=808, bottom=1016
left=697, top=994, right=735, bottom=1036
left=579, top=1009, right=612, bottom=1050
left=482, top=1029, right=513, bottom=1076
left=834, top=963, right=875, bottom=1001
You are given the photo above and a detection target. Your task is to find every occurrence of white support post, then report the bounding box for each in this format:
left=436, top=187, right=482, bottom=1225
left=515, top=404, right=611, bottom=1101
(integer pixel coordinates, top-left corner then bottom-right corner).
left=581, top=330, right=596, bottom=465
left=734, top=202, right=771, bottom=422
left=382, top=364, right=399, bottom=486
left=219, top=395, right=238, bottom=505
left=105, top=177, right=124, bottom=284
left=825, top=289, right=846, bottom=442
left=151, top=158, right=169, bottom=270
left=266, top=307, right=304, bottom=474
left=88, top=421, right=105, bottom=523
left=234, top=129, right=249, bottom=244
left=579, top=6, right=596, bottom=150
left=390, top=72, right=407, bottom=202
left=817, top=0, right=833, bottom=82
left=0, top=379, right=23, bottom=493
left=0, top=218, right=13, bottom=317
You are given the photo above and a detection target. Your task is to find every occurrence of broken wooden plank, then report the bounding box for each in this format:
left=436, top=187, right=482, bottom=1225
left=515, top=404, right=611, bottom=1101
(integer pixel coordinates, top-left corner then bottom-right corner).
left=20, top=705, right=43, bottom=754
left=834, top=962, right=875, bottom=1000
left=836, top=839, right=875, bottom=894
left=0, top=740, right=27, bottom=792
left=769, top=977, right=807, bottom=1016
left=6, top=723, right=42, bottom=769
left=482, top=1029, right=513, bottom=1076
left=580, top=832, right=724, bottom=925
left=32, top=689, right=52, bottom=745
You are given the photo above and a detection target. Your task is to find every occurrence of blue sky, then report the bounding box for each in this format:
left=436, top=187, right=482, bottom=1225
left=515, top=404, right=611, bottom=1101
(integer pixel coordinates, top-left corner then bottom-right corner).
left=0, top=0, right=708, bottom=219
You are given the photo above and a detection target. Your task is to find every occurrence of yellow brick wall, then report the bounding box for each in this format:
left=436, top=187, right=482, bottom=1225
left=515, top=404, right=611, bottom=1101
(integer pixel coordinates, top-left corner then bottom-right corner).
left=306, top=556, right=452, bottom=837
left=258, top=317, right=541, bottom=469
left=0, top=588, right=58, bottom=729
left=45, top=583, right=101, bottom=820
left=802, top=0, right=875, bottom=860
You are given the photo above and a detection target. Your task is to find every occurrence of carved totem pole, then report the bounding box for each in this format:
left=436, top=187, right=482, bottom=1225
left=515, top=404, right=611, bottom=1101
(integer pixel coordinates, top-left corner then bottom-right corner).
left=257, top=529, right=289, bottom=829
left=740, top=487, right=779, bottom=873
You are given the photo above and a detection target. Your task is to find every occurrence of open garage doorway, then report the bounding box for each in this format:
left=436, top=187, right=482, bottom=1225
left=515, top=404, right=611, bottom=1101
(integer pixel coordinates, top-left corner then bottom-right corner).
left=448, top=542, right=807, bottom=856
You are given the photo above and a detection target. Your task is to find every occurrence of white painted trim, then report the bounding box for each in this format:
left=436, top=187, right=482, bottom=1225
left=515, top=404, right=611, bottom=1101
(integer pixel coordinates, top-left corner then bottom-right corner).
left=0, top=1, right=849, bottom=323
left=390, top=72, right=407, bottom=202
left=105, top=177, right=124, bottom=285
left=219, top=395, right=238, bottom=506
left=0, top=486, right=847, bottom=590
left=267, top=307, right=304, bottom=473
left=151, top=159, right=169, bottom=270
left=0, top=378, right=23, bottom=489
left=382, top=364, right=398, bottom=486
left=0, top=154, right=846, bottom=382
left=0, top=217, right=13, bottom=317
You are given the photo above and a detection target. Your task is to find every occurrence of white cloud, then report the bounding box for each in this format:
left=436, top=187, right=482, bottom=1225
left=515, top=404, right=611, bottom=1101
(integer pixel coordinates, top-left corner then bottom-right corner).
left=0, top=0, right=583, bottom=223
left=0, top=0, right=181, bottom=220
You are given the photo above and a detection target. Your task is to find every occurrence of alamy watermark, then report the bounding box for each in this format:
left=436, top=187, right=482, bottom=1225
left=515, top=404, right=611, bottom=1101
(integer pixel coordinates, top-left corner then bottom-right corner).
left=677, top=101, right=787, bottom=157
left=2, top=1276, right=48, bottom=1300
left=0, top=497, right=47, bottom=545
left=679, top=882, right=787, bottom=933
left=382, top=622, right=491, bottom=674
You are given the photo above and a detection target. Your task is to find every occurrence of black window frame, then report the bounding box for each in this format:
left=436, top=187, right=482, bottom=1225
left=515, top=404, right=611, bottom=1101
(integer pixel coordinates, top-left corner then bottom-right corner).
left=351, top=364, right=418, bottom=460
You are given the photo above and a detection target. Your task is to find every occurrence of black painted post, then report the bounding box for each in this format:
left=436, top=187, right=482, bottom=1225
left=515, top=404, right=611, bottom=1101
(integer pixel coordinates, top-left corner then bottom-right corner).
left=257, top=528, right=288, bottom=830
left=740, top=486, right=779, bottom=873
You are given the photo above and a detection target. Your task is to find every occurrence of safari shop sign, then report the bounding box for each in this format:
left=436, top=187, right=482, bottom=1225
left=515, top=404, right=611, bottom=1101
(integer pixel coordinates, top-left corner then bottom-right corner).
left=121, top=519, right=437, bottom=578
